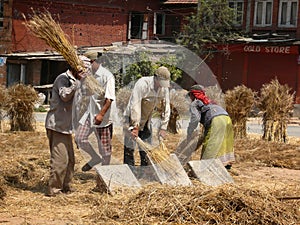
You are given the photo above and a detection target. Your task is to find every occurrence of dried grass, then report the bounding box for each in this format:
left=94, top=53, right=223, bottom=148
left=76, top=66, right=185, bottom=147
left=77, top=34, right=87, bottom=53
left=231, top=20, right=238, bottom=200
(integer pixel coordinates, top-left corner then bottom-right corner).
left=0, top=124, right=299, bottom=224
left=23, top=10, right=83, bottom=73
left=258, top=79, right=294, bottom=142
left=0, top=85, right=8, bottom=132
left=135, top=137, right=177, bottom=173
left=205, top=84, right=226, bottom=108
left=225, top=85, right=256, bottom=138
left=23, top=9, right=104, bottom=95
left=5, top=84, right=38, bottom=131
left=116, top=86, right=132, bottom=112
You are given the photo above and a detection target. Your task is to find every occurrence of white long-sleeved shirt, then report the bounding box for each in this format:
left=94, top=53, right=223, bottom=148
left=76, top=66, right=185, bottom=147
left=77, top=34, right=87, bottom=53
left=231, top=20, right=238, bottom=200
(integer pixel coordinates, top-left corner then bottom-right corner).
left=124, top=76, right=170, bottom=131
left=78, top=65, right=116, bottom=128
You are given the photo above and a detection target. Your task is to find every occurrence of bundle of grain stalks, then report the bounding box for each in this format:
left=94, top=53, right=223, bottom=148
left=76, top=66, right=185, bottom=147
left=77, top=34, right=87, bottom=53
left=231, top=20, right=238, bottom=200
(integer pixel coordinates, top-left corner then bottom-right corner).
left=167, top=89, right=190, bottom=133
left=225, top=85, right=256, bottom=138
left=0, top=85, right=8, bottom=132
left=5, top=84, right=38, bottom=131
left=23, top=10, right=103, bottom=95
left=116, top=86, right=132, bottom=113
left=258, top=79, right=294, bottom=142
left=136, top=137, right=177, bottom=173
left=204, top=84, right=226, bottom=108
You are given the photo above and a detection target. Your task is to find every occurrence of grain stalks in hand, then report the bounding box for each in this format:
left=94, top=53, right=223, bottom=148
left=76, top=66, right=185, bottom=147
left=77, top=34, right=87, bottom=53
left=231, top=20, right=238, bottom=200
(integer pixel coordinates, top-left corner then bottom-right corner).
left=135, top=137, right=178, bottom=173
left=23, top=9, right=104, bottom=95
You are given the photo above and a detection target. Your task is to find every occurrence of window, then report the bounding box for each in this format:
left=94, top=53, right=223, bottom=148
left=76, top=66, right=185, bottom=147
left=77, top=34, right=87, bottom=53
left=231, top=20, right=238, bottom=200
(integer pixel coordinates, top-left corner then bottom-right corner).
left=128, top=12, right=148, bottom=40
left=278, top=0, right=298, bottom=27
left=154, top=13, right=165, bottom=35
left=0, top=0, right=4, bottom=28
left=229, top=0, right=244, bottom=26
left=254, top=0, right=273, bottom=26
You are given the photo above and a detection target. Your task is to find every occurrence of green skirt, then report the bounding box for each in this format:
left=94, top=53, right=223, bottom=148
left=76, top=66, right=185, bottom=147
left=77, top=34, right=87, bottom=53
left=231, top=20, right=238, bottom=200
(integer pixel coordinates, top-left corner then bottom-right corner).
left=201, top=115, right=235, bottom=165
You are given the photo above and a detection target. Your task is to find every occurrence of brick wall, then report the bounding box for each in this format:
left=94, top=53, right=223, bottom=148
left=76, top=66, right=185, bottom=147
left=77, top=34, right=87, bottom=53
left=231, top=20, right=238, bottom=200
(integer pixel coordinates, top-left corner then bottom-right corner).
left=8, top=0, right=160, bottom=53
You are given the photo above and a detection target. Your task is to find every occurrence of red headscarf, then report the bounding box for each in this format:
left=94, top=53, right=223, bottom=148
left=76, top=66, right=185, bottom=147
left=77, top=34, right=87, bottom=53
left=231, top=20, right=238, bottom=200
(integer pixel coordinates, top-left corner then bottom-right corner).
left=190, top=90, right=211, bottom=105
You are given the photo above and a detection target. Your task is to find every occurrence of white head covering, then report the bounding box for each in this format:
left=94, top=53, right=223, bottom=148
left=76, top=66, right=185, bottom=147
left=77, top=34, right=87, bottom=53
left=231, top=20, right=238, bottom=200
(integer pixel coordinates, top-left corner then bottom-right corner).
left=155, top=66, right=171, bottom=88
left=79, top=55, right=92, bottom=72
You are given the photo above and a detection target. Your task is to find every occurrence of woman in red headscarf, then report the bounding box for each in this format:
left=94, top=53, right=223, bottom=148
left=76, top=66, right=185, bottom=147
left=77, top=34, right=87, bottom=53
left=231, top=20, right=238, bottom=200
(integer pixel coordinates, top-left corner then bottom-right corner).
left=187, top=85, right=235, bottom=169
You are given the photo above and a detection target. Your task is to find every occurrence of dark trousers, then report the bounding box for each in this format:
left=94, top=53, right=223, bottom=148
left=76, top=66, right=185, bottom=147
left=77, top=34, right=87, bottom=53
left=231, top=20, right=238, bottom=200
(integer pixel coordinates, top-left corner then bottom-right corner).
left=123, top=121, right=152, bottom=166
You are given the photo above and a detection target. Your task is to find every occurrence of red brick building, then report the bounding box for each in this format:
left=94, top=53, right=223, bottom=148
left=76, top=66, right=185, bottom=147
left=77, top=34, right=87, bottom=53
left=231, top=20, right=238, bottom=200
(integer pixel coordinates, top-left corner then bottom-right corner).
left=1, top=0, right=300, bottom=104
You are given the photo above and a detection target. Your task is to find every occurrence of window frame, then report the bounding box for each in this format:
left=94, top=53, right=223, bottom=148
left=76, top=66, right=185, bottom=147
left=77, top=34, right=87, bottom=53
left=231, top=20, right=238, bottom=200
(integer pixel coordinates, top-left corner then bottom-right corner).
left=278, top=0, right=298, bottom=27
left=154, top=12, right=166, bottom=35
left=229, top=0, right=244, bottom=26
left=254, top=0, right=273, bottom=27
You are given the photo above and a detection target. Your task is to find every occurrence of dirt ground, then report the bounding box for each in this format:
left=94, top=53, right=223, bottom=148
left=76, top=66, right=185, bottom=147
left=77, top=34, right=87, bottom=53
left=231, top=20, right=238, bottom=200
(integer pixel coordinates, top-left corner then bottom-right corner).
left=0, top=121, right=299, bottom=224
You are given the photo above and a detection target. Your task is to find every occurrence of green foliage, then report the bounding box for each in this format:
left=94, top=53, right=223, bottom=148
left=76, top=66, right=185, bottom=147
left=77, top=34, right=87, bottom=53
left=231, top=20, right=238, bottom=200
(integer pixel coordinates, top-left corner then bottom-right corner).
left=177, top=0, right=241, bottom=55
left=123, top=51, right=183, bottom=86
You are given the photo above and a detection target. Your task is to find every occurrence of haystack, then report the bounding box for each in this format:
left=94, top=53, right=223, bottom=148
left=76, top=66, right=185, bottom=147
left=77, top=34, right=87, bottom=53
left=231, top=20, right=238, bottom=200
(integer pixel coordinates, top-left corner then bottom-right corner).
left=225, top=85, right=256, bottom=138
left=258, top=78, right=294, bottom=142
left=5, top=84, right=38, bottom=131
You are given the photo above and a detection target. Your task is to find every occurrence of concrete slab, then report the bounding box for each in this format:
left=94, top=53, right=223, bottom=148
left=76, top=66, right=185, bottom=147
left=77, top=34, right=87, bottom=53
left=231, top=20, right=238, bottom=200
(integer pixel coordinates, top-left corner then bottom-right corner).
left=175, top=137, right=200, bottom=166
left=188, top=159, right=234, bottom=186
left=149, top=154, right=192, bottom=186
left=94, top=164, right=142, bottom=194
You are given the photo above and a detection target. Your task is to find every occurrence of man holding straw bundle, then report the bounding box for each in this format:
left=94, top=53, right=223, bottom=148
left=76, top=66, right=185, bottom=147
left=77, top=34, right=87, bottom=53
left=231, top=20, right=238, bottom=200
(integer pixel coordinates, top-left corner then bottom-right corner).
left=74, top=52, right=116, bottom=172
left=123, top=66, right=171, bottom=166
left=45, top=56, right=89, bottom=197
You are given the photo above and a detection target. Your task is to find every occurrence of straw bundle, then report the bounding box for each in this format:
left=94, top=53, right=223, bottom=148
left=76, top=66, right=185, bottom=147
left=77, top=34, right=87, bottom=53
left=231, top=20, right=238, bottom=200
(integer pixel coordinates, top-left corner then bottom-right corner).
left=258, top=79, right=294, bottom=142
left=5, top=84, right=38, bottom=131
left=0, top=85, right=8, bottom=132
left=135, top=137, right=177, bottom=172
left=116, top=86, right=132, bottom=112
left=225, top=85, right=256, bottom=138
left=205, top=84, right=226, bottom=108
left=167, top=89, right=190, bottom=133
left=23, top=10, right=104, bottom=95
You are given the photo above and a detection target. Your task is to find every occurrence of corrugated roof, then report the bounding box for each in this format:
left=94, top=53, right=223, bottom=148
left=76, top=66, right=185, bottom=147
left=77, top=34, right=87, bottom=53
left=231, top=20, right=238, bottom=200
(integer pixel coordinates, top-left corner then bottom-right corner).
left=162, top=0, right=197, bottom=4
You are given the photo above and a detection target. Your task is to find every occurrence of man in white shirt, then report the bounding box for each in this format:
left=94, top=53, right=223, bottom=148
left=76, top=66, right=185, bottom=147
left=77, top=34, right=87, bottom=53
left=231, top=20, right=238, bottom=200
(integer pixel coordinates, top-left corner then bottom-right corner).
left=124, top=66, right=171, bottom=166
left=74, top=52, right=116, bottom=171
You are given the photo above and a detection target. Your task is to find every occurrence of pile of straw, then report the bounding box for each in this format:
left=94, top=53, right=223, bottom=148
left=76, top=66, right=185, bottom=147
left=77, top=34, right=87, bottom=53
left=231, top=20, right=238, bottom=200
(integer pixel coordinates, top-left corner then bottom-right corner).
left=0, top=124, right=299, bottom=224
left=258, top=79, right=294, bottom=142
left=5, top=84, right=38, bottom=131
left=225, top=85, right=256, bottom=138
left=24, top=10, right=104, bottom=95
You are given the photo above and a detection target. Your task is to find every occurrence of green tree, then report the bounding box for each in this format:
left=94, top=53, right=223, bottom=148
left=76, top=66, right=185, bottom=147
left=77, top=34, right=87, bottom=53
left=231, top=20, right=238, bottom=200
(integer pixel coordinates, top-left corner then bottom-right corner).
left=177, top=0, right=241, bottom=56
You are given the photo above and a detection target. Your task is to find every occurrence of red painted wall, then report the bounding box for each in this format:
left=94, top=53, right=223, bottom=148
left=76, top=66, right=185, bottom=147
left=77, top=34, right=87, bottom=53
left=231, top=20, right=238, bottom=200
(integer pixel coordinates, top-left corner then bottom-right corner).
left=208, top=44, right=300, bottom=103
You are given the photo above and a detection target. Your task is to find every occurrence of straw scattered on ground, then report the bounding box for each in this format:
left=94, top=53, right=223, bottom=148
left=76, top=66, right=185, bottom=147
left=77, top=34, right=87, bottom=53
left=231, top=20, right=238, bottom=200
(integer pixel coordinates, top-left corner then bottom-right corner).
left=0, top=121, right=299, bottom=224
